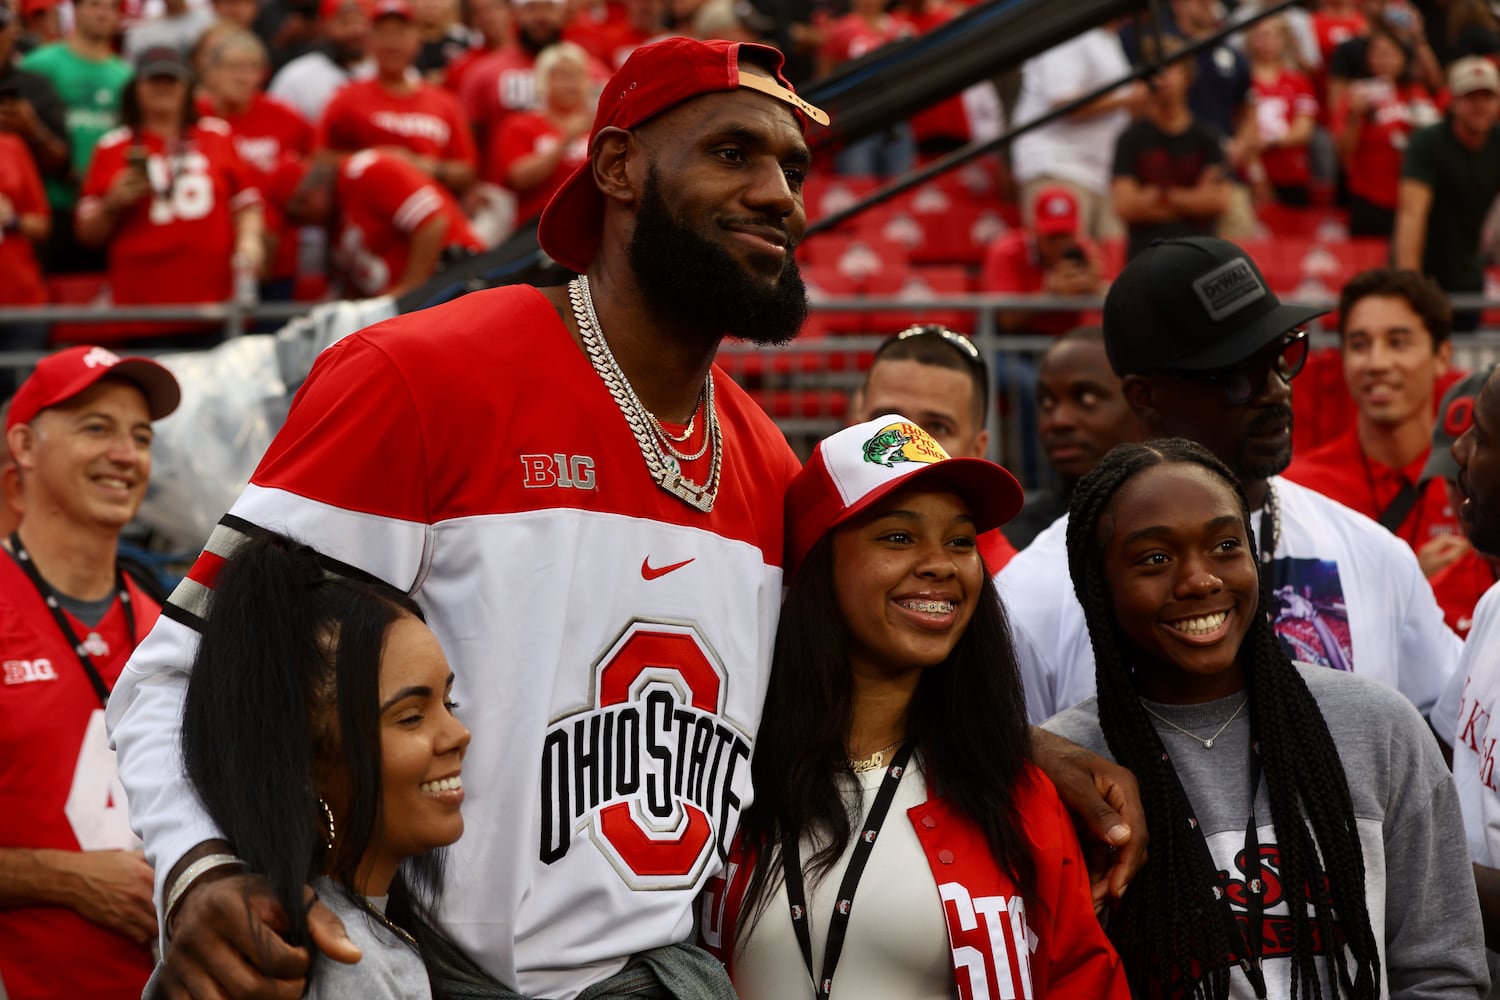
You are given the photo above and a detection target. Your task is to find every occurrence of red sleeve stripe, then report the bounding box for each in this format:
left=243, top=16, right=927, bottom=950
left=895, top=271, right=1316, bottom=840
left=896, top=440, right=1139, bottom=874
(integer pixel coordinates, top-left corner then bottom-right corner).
left=162, top=518, right=259, bottom=630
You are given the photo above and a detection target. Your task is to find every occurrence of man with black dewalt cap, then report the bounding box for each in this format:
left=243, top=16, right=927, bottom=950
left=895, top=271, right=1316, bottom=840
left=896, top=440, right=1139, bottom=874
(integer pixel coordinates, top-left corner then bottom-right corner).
left=998, top=236, right=1461, bottom=725
left=108, top=36, right=1148, bottom=1000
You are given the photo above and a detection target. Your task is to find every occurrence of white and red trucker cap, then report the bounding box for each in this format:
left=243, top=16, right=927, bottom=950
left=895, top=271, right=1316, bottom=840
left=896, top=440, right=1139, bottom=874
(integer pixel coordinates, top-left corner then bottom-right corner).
left=785, top=415, right=1024, bottom=577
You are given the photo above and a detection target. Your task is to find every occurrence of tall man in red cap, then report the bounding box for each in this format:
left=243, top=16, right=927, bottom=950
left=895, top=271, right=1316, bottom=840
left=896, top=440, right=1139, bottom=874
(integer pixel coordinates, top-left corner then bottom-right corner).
left=0, top=345, right=181, bottom=1000
left=111, top=37, right=1145, bottom=1000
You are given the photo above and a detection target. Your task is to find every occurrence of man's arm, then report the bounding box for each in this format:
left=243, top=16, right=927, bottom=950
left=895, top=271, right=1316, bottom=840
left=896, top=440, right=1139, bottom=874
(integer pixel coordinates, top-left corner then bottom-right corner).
left=1164, top=165, right=1232, bottom=218
left=1111, top=176, right=1176, bottom=224
left=1393, top=178, right=1433, bottom=271
left=0, top=847, right=156, bottom=944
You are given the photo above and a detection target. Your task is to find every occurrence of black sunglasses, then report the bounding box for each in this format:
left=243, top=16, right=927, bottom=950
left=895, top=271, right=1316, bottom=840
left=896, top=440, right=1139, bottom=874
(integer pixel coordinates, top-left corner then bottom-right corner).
left=1168, top=329, right=1309, bottom=405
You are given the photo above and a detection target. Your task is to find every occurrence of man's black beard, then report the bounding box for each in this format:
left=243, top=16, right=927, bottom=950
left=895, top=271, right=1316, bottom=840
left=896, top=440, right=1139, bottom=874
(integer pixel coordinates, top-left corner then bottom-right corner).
left=518, top=24, right=562, bottom=56
left=1236, top=402, right=1295, bottom=481
left=627, top=169, right=808, bottom=348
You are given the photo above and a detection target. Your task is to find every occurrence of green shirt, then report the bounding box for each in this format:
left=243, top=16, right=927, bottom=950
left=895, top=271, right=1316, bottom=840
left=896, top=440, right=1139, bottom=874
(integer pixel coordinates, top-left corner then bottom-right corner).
left=19, top=42, right=132, bottom=209
left=1401, top=118, right=1500, bottom=293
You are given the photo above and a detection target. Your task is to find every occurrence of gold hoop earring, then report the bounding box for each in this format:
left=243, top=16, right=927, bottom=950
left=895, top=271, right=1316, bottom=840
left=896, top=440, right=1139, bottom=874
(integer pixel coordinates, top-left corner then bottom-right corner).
left=318, top=798, right=336, bottom=851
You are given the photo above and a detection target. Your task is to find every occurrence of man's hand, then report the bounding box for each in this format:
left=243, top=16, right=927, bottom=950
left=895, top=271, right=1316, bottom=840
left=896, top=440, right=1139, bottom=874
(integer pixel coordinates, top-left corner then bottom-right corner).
left=1031, top=727, right=1147, bottom=913
left=1046, top=258, right=1102, bottom=297
left=105, top=167, right=150, bottom=212
left=1418, top=533, right=1471, bottom=579
left=0, top=97, right=39, bottom=139
left=62, top=849, right=158, bottom=945
left=156, top=873, right=360, bottom=1000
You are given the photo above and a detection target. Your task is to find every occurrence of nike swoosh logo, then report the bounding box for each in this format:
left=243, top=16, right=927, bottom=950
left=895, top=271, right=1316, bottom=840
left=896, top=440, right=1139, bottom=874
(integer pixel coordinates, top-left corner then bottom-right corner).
left=641, top=557, right=695, bottom=580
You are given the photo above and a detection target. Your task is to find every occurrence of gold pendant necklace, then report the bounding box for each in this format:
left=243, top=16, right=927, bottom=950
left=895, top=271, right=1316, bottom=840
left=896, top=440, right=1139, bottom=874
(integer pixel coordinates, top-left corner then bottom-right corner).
left=849, top=739, right=903, bottom=773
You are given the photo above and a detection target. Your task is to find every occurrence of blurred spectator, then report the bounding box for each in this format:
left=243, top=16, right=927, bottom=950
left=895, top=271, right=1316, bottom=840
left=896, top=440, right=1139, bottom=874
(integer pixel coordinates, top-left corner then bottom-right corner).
left=903, top=0, right=1002, bottom=160
left=568, top=0, right=662, bottom=70
left=982, top=185, right=1104, bottom=336
left=413, top=0, right=471, bottom=81
left=0, top=3, right=69, bottom=207
left=442, top=0, right=509, bottom=92
left=488, top=40, right=590, bottom=224
left=1245, top=13, right=1317, bottom=206
left=1285, top=269, right=1463, bottom=577
left=277, top=149, right=482, bottom=297
left=252, top=0, right=321, bottom=72
left=316, top=0, right=477, bottom=194
left=123, top=0, right=215, bottom=61
left=460, top=0, right=585, bottom=155
left=1151, top=0, right=1254, bottom=151
left=0, top=131, right=50, bottom=328
left=819, top=0, right=912, bottom=177
left=1447, top=0, right=1500, bottom=61
left=1111, top=38, right=1230, bottom=260
left=267, top=0, right=373, bottom=124
left=1423, top=368, right=1499, bottom=637
left=1229, top=0, right=1320, bottom=72
left=196, top=28, right=311, bottom=296
left=1395, top=56, right=1500, bottom=331
left=1327, top=0, right=1442, bottom=115
left=1009, top=26, right=1140, bottom=241
left=74, top=47, right=264, bottom=336
left=1332, top=22, right=1438, bottom=237
left=211, top=0, right=260, bottom=28
left=1311, top=0, right=1365, bottom=67
left=15, top=0, right=61, bottom=53
left=1003, top=326, right=1139, bottom=550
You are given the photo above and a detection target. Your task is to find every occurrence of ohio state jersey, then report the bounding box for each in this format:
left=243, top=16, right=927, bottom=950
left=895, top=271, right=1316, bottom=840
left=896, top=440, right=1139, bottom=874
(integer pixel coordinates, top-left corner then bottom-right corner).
left=79, top=119, right=260, bottom=309
left=317, top=78, right=478, bottom=168
left=0, top=555, right=160, bottom=1000
left=332, top=149, right=483, bottom=296
left=109, top=285, right=801, bottom=1000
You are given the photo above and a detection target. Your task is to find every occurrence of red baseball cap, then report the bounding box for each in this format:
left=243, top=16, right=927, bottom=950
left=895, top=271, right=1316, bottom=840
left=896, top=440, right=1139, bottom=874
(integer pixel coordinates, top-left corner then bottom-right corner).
left=370, top=0, right=412, bottom=19
left=785, top=415, right=1023, bottom=578
left=1033, top=185, right=1079, bottom=237
left=319, top=0, right=371, bottom=19
left=8, top=346, right=181, bottom=432
left=536, top=37, right=829, bottom=275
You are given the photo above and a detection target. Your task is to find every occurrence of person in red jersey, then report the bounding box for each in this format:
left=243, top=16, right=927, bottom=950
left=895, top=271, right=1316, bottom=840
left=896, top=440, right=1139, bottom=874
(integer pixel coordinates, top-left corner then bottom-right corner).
left=196, top=28, right=314, bottom=296
left=1286, top=268, right=1465, bottom=578
left=75, top=46, right=263, bottom=340
left=489, top=40, right=593, bottom=223
left=280, top=148, right=482, bottom=297
left=0, top=345, right=181, bottom=1000
left=567, top=0, right=662, bottom=70
left=1245, top=13, right=1317, bottom=205
left=442, top=0, right=511, bottom=94
left=0, top=131, right=49, bottom=310
left=317, top=0, right=478, bottom=194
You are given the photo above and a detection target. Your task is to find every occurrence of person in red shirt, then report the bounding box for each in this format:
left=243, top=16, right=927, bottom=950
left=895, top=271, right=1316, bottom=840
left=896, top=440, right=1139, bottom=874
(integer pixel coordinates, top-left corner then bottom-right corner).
left=458, top=0, right=566, bottom=151
left=982, top=185, right=1104, bottom=337
left=442, top=0, right=511, bottom=94
left=1245, top=13, right=1318, bottom=205
left=818, top=0, right=914, bottom=176
left=0, top=132, right=49, bottom=310
left=197, top=28, right=314, bottom=296
left=0, top=345, right=180, bottom=1000
left=75, top=46, right=264, bottom=341
left=488, top=40, right=592, bottom=224
left=1331, top=22, right=1440, bottom=236
left=279, top=147, right=483, bottom=298
left=317, top=0, right=478, bottom=195
left=1286, top=268, right=1465, bottom=577
left=567, top=0, right=660, bottom=70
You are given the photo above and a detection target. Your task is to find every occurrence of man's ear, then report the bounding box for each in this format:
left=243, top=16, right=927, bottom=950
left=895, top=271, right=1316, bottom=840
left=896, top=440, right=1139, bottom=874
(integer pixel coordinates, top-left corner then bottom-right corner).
left=6, top=423, right=33, bottom=477
left=1121, top=374, right=1158, bottom=430
left=593, top=127, right=636, bottom=208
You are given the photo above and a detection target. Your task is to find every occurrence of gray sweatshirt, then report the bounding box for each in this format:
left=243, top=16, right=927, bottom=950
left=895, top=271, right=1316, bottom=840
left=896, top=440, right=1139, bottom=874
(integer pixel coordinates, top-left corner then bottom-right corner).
left=1044, top=663, right=1488, bottom=999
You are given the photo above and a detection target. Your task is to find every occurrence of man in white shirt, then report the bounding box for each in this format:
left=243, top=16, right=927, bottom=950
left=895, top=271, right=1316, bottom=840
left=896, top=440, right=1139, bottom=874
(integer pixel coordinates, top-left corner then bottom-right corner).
left=999, top=236, right=1461, bottom=724
left=267, top=0, right=374, bottom=123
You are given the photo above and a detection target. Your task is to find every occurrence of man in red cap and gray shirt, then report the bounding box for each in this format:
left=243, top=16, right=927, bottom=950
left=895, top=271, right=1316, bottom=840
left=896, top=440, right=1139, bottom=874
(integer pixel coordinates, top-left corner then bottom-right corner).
left=0, top=345, right=180, bottom=1000
left=112, top=38, right=1145, bottom=1000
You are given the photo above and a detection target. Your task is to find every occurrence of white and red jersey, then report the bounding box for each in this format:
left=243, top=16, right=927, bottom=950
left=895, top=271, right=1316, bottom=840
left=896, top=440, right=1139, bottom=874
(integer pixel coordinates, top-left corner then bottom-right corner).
left=488, top=111, right=589, bottom=222
left=331, top=149, right=483, bottom=296
left=459, top=47, right=539, bottom=145
left=0, top=555, right=160, bottom=1000
left=317, top=78, right=478, bottom=168
left=1252, top=68, right=1318, bottom=188
left=108, top=285, right=801, bottom=1000
left=0, top=132, right=48, bottom=307
left=199, top=93, right=315, bottom=178
left=79, top=119, right=260, bottom=316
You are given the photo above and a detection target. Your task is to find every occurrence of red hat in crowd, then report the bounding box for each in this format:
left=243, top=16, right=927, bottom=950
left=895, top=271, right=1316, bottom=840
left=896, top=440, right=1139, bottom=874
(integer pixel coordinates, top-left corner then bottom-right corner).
left=8, top=346, right=181, bottom=432
left=1032, top=186, right=1080, bottom=237
left=318, top=0, right=371, bottom=20
left=536, top=37, right=829, bottom=275
left=370, top=0, right=412, bottom=20
left=783, top=415, right=1023, bottom=578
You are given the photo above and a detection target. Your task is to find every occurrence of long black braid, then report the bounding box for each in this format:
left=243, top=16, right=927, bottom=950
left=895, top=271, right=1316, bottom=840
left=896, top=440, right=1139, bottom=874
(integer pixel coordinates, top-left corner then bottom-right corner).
left=1065, top=439, right=1381, bottom=999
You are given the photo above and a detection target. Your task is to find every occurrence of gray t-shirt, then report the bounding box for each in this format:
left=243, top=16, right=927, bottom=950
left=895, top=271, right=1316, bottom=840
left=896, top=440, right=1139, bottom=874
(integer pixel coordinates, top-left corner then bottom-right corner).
left=1044, top=664, right=1488, bottom=999
left=306, top=877, right=432, bottom=999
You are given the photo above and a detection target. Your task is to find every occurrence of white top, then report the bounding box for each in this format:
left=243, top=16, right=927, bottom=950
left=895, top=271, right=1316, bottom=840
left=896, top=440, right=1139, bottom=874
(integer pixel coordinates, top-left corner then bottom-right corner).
left=999, top=476, right=1461, bottom=724
left=1452, top=582, right=1500, bottom=866
left=1010, top=28, right=1134, bottom=194
left=268, top=51, right=376, bottom=125
left=732, top=765, right=952, bottom=1000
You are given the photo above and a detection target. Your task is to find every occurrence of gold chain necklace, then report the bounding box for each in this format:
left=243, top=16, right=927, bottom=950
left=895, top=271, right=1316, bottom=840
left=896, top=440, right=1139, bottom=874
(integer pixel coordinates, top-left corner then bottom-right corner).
left=570, top=276, right=722, bottom=513
left=849, top=739, right=903, bottom=773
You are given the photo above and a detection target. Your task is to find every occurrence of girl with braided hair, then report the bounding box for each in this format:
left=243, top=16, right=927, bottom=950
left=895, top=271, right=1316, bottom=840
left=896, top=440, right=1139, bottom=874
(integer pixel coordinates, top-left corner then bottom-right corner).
left=1044, top=438, right=1486, bottom=998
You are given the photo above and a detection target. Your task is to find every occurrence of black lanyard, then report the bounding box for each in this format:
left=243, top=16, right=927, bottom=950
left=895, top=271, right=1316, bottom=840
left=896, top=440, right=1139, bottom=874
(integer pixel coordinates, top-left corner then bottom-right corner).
left=1206, top=744, right=1267, bottom=998
left=781, top=742, right=914, bottom=998
left=7, top=532, right=134, bottom=708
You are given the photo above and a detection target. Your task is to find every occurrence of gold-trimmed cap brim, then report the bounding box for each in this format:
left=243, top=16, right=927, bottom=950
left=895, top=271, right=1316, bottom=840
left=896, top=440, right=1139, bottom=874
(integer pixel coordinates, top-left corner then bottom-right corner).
left=737, top=70, right=830, bottom=127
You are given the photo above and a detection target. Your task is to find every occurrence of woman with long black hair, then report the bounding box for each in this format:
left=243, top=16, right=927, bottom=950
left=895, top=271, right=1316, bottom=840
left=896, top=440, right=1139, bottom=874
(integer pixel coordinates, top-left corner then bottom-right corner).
left=151, top=531, right=469, bottom=998
left=1046, top=438, right=1485, bottom=998
left=700, top=415, right=1128, bottom=999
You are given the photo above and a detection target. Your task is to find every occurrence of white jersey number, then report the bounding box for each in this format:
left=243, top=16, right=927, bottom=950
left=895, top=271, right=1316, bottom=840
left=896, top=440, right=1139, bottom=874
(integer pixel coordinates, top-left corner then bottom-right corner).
left=64, top=709, right=139, bottom=851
